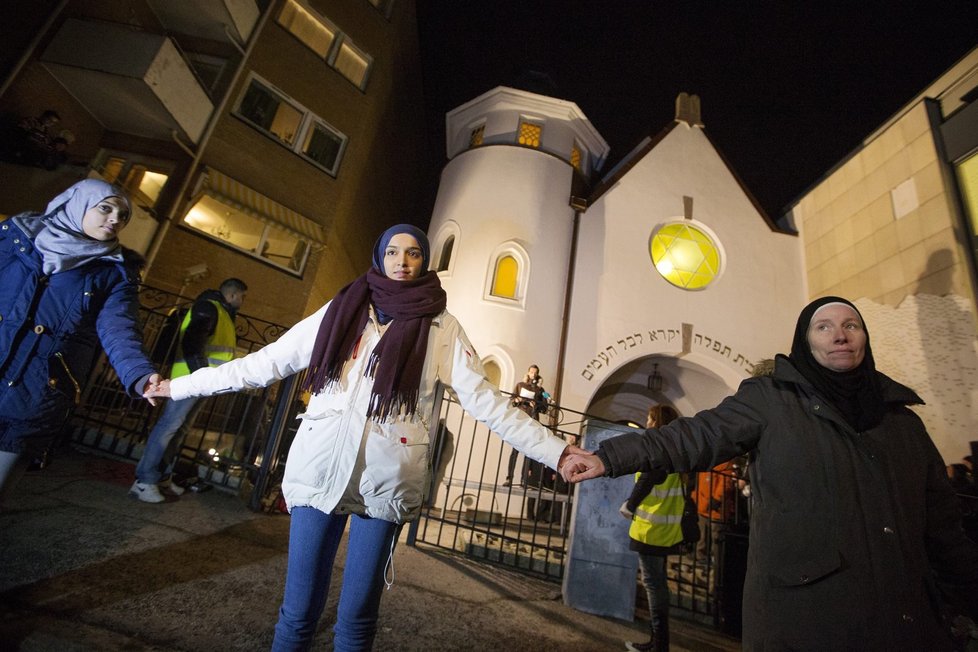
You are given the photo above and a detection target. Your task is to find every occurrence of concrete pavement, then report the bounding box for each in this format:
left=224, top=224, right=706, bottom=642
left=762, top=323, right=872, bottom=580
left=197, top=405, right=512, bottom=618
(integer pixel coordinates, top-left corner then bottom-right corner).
left=0, top=447, right=740, bottom=651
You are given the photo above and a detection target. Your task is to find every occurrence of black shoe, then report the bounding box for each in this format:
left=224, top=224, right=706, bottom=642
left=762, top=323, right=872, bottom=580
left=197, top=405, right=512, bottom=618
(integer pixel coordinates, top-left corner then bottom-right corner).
left=27, top=451, right=52, bottom=471
left=624, top=639, right=654, bottom=652
left=502, top=479, right=511, bottom=487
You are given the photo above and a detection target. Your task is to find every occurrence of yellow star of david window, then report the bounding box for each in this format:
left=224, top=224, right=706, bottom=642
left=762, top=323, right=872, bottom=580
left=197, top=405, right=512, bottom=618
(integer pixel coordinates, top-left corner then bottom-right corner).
left=649, top=223, right=721, bottom=290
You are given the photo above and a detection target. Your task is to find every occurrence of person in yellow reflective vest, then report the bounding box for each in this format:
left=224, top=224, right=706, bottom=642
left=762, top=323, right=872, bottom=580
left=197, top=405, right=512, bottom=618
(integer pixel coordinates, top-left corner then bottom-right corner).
left=131, top=278, right=247, bottom=503
left=620, top=404, right=682, bottom=652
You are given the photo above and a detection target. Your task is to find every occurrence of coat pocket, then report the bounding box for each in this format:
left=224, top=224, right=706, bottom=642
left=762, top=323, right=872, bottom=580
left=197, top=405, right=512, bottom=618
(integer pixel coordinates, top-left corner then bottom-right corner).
left=359, top=421, right=430, bottom=512
left=759, top=510, right=842, bottom=587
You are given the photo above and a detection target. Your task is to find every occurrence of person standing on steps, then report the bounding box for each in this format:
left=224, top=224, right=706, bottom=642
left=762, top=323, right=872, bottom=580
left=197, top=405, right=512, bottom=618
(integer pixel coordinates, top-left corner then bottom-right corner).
left=504, top=364, right=547, bottom=487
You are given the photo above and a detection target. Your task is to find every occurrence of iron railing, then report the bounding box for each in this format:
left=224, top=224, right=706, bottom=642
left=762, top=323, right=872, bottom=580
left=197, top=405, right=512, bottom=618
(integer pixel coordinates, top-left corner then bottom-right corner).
left=66, top=284, right=303, bottom=510
left=406, top=387, right=750, bottom=631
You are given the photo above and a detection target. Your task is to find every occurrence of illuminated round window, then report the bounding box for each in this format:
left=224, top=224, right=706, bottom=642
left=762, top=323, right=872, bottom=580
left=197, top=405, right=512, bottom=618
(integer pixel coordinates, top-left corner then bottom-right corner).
left=649, top=223, right=721, bottom=290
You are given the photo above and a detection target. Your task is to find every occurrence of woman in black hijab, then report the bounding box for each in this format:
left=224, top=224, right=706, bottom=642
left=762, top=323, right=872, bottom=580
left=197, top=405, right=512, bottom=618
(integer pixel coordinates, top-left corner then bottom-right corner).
left=563, top=296, right=978, bottom=651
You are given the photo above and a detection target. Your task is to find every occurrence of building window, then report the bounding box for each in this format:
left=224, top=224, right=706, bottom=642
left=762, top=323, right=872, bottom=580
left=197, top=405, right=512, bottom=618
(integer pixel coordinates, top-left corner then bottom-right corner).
left=433, top=220, right=460, bottom=276
left=518, top=120, right=542, bottom=149
left=302, top=120, right=345, bottom=170
left=238, top=78, right=304, bottom=146
left=649, top=222, right=722, bottom=290
left=570, top=143, right=583, bottom=171
left=485, top=241, right=529, bottom=305
left=482, top=359, right=501, bottom=387
left=334, top=38, right=371, bottom=89
left=277, top=0, right=374, bottom=90
left=183, top=194, right=310, bottom=275
left=234, top=74, right=348, bottom=176
left=437, top=235, right=455, bottom=272
left=469, top=125, right=484, bottom=148
left=277, top=0, right=336, bottom=57
left=94, top=151, right=172, bottom=211
left=491, top=255, right=519, bottom=298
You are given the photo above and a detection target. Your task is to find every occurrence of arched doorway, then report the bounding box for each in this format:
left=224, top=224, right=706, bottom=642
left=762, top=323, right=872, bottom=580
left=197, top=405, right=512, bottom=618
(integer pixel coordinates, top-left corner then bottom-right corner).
left=583, top=354, right=736, bottom=423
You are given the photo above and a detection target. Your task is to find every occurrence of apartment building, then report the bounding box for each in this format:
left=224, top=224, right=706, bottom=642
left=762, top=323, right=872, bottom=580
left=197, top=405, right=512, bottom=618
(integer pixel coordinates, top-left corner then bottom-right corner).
left=0, top=0, right=428, bottom=324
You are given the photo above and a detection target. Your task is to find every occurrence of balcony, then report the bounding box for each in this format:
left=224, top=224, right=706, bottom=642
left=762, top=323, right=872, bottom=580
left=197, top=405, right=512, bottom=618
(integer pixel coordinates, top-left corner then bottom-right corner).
left=147, top=0, right=260, bottom=46
left=41, top=18, right=213, bottom=144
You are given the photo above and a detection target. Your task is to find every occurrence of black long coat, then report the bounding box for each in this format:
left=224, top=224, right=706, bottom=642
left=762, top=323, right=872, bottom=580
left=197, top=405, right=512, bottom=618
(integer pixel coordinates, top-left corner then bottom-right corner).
left=597, top=356, right=978, bottom=651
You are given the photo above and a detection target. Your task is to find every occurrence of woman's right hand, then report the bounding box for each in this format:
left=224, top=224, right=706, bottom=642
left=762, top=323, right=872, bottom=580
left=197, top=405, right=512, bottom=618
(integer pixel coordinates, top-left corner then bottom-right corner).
left=143, top=378, right=171, bottom=399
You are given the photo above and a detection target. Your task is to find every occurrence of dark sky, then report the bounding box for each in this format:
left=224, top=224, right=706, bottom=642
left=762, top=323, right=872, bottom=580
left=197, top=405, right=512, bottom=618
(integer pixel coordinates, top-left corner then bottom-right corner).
left=415, top=2, right=978, bottom=219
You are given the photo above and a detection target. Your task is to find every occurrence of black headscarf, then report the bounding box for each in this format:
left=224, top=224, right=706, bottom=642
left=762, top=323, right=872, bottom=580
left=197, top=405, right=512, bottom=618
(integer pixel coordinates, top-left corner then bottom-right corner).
left=788, top=296, right=885, bottom=432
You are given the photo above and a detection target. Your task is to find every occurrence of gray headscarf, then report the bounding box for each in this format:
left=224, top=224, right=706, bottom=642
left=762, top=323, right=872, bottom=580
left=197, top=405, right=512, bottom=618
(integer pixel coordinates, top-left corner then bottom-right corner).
left=10, top=179, right=130, bottom=275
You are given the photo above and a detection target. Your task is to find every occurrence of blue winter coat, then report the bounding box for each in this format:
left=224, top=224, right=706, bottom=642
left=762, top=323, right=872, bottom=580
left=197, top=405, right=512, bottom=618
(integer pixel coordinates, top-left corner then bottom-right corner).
left=0, top=219, right=155, bottom=451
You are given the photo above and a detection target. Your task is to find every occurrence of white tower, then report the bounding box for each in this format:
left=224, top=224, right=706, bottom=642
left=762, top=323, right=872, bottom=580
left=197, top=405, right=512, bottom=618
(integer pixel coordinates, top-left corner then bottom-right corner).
left=427, top=86, right=609, bottom=392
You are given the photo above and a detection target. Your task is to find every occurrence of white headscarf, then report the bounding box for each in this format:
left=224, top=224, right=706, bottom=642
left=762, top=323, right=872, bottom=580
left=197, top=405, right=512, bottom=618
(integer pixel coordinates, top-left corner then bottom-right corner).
left=10, top=179, right=130, bottom=275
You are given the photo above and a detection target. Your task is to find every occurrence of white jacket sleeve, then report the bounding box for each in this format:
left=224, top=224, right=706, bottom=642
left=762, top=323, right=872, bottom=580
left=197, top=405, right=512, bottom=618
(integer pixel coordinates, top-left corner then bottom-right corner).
left=437, top=316, right=567, bottom=471
left=169, top=303, right=329, bottom=401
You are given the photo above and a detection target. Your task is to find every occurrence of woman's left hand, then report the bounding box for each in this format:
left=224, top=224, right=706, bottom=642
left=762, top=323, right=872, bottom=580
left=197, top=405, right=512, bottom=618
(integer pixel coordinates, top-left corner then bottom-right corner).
left=557, top=444, right=591, bottom=474
left=141, top=374, right=170, bottom=404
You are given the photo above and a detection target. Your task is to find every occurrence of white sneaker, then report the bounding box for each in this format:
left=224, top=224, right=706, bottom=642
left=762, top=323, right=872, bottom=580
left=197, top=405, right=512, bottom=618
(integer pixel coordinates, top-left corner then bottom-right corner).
left=160, top=478, right=185, bottom=496
left=129, top=481, right=165, bottom=503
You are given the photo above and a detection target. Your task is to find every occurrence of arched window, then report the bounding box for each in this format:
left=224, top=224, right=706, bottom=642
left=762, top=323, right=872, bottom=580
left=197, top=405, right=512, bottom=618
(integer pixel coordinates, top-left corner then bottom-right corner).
left=432, top=220, right=460, bottom=276
left=437, top=235, right=455, bottom=272
left=482, top=360, right=502, bottom=387
left=484, top=241, right=529, bottom=306
left=491, top=255, right=519, bottom=298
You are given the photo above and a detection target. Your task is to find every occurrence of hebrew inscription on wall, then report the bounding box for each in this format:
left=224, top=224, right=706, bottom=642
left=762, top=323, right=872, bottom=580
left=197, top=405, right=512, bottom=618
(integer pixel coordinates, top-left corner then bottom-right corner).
left=580, top=323, right=753, bottom=381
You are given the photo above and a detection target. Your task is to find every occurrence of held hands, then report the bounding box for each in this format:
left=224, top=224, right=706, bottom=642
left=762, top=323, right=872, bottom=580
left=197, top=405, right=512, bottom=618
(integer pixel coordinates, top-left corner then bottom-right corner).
left=139, top=373, right=163, bottom=406
left=556, top=444, right=591, bottom=481
left=559, top=452, right=606, bottom=483
left=142, top=377, right=172, bottom=403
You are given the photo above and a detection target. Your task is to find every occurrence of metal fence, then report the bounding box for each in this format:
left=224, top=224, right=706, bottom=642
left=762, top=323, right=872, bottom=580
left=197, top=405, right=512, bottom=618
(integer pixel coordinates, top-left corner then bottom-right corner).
left=65, top=285, right=750, bottom=629
left=65, top=284, right=304, bottom=510
left=406, top=388, right=581, bottom=582
left=405, top=386, right=750, bottom=632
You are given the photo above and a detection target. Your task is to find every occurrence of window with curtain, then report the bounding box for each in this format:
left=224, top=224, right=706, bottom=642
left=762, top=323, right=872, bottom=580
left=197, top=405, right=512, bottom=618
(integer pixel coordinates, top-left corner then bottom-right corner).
left=182, top=194, right=310, bottom=275
left=277, top=0, right=335, bottom=58
left=234, top=74, right=348, bottom=176
left=277, top=0, right=374, bottom=91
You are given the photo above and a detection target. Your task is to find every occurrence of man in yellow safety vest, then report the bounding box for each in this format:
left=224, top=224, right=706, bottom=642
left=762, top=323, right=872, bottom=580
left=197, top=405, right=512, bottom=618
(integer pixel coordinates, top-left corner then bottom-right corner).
left=131, top=278, right=247, bottom=503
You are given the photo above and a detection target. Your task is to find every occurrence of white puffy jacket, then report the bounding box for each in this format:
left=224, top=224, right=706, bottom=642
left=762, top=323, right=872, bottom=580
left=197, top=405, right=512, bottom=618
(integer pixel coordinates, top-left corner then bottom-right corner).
left=170, top=303, right=567, bottom=523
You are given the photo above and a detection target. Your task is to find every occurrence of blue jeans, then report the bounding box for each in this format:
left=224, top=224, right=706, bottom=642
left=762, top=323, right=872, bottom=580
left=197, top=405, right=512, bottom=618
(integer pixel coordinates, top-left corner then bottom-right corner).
left=135, top=397, right=200, bottom=484
left=637, top=553, right=669, bottom=614
left=272, top=507, right=400, bottom=652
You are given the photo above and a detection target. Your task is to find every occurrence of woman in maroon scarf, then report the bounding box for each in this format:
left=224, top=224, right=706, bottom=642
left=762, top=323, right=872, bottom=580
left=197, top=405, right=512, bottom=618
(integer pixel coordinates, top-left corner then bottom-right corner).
left=146, top=224, right=584, bottom=651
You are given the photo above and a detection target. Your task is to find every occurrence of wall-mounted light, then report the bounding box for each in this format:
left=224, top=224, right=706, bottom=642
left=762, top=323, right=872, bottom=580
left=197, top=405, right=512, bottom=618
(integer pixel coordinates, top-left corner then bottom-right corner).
left=647, top=363, right=664, bottom=392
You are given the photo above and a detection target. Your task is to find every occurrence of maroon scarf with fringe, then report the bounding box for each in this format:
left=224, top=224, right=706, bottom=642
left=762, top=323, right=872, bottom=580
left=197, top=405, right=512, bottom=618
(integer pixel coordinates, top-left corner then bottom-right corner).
left=304, top=267, right=447, bottom=419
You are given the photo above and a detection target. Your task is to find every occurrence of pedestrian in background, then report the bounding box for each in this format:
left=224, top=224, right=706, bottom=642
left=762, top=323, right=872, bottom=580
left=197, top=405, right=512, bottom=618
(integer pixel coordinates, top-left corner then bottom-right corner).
left=131, top=277, right=247, bottom=503
left=620, top=403, right=682, bottom=652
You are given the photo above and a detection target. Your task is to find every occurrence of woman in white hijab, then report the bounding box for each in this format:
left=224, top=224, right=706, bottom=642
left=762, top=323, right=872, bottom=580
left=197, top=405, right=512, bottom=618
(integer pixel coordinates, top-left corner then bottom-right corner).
left=0, top=179, right=160, bottom=507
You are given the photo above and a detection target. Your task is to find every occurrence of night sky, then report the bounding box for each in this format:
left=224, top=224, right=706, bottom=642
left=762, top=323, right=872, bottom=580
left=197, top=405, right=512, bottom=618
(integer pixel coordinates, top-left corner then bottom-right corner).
left=415, top=2, right=978, bottom=219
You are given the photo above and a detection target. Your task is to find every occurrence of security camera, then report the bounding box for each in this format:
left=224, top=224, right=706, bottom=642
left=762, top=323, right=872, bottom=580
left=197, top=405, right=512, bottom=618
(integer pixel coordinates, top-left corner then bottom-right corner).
left=183, top=263, right=209, bottom=283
